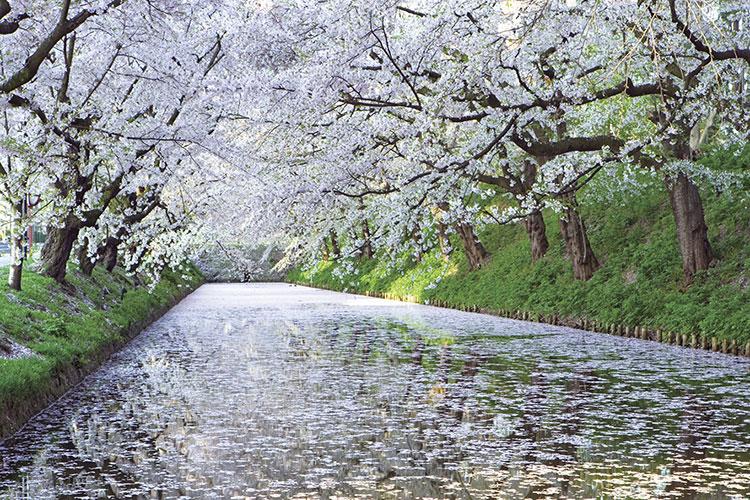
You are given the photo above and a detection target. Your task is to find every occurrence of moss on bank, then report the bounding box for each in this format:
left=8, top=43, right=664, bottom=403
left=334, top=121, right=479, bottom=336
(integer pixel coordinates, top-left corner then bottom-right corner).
left=289, top=181, right=750, bottom=345
left=0, top=265, right=203, bottom=437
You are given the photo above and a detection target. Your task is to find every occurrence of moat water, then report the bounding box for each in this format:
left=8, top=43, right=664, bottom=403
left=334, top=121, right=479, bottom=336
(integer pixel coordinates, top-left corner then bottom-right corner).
left=1, top=283, right=749, bottom=498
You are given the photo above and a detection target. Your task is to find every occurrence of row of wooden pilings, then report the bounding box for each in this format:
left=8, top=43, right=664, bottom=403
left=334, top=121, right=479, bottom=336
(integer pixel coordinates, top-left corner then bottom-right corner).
left=295, top=282, right=750, bottom=358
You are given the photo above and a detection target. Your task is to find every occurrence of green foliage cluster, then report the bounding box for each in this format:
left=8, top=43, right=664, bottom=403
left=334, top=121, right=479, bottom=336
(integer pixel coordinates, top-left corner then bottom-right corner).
left=290, top=179, right=750, bottom=343
left=0, top=265, right=203, bottom=407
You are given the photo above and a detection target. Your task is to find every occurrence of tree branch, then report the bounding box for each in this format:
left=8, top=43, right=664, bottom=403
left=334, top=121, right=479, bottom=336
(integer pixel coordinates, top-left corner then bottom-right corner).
left=0, top=0, right=127, bottom=94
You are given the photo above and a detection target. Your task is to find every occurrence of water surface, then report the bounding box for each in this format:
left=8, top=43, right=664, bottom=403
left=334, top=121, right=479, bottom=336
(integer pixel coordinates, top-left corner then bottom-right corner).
left=1, top=283, right=749, bottom=498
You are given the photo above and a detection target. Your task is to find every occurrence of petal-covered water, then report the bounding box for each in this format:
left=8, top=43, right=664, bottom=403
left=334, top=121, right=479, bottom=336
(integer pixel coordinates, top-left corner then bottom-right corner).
left=1, top=283, right=749, bottom=499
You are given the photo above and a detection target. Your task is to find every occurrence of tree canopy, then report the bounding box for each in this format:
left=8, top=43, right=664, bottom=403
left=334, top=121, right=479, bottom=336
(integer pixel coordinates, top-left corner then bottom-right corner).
left=1, top=0, right=748, bottom=288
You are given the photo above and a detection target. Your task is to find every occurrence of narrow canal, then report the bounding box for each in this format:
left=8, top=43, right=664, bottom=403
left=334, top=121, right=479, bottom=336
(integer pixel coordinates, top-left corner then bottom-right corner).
left=1, top=283, right=749, bottom=498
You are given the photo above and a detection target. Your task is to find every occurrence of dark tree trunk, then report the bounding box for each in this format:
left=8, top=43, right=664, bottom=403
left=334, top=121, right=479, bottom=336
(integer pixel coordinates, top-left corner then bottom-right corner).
left=361, top=221, right=373, bottom=259
left=7, top=234, right=23, bottom=291
left=666, top=172, right=713, bottom=284
left=78, top=238, right=96, bottom=276
left=101, top=237, right=120, bottom=272
left=321, top=239, right=330, bottom=261
left=8, top=263, right=22, bottom=291
left=559, top=201, right=599, bottom=281
left=455, top=222, right=490, bottom=271
left=41, top=218, right=81, bottom=283
left=329, top=231, right=340, bottom=259
left=524, top=210, right=549, bottom=262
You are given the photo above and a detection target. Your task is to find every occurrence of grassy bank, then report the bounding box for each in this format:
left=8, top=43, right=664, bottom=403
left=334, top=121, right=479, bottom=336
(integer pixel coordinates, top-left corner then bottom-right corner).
left=289, top=180, right=750, bottom=348
left=0, top=264, right=203, bottom=438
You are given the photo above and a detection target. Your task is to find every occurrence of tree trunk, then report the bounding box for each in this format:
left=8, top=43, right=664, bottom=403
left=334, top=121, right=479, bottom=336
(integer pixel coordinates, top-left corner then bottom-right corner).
left=559, top=201, right=599, bottom=281
left=101, top=237, right=120, bottom=272
left=329, top=231, right=340, bottom=259
left=361, top=221, right=373, bottom=259
left=40, top=218, right=80, bottom=283
left=666, top=172, right=713, bottom=284
left=455, top=222, right=490, bottom=271
left=524, top=210, right=549, bottom=263
left=78, top=237, right=96, bottom=276
left=321, top=239, right=330, bottom=261
left=7, top=233, right=23, bottom=291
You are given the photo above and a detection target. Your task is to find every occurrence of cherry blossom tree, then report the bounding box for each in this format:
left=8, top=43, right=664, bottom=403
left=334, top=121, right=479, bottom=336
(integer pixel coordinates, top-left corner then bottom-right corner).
left=231, top=0, right=748, bottom=283
left=2, top=0, right=747, bottom=290
left=2, top=0, right=240, bottom=287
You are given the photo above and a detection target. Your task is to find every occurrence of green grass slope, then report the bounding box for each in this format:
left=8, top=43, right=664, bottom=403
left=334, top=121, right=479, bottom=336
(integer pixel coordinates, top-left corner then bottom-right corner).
left=290, top=182, right=750, bottom=344
left=0, top=264, right=203, bottom=435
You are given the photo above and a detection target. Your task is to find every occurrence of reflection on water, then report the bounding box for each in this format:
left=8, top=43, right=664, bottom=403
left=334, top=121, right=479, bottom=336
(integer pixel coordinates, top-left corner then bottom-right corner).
left=1, top=283, right=749, bottom=499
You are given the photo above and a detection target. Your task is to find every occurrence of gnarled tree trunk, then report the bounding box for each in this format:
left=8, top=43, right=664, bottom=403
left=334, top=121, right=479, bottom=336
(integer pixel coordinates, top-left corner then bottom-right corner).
left=524, top=210, right=549, bottom=262
left=78, top=237, right=96, bottom=276
left=329, top=231, right=340, bottom=259
left=559, top=199, right=599, bottom=281
left=40, top=217, right=81, bottom=283
left=100, top=237, right=120, bottom=272
left=666, top=172, right=713, bottom=284
left=455, top=222, right=490, bottom=271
